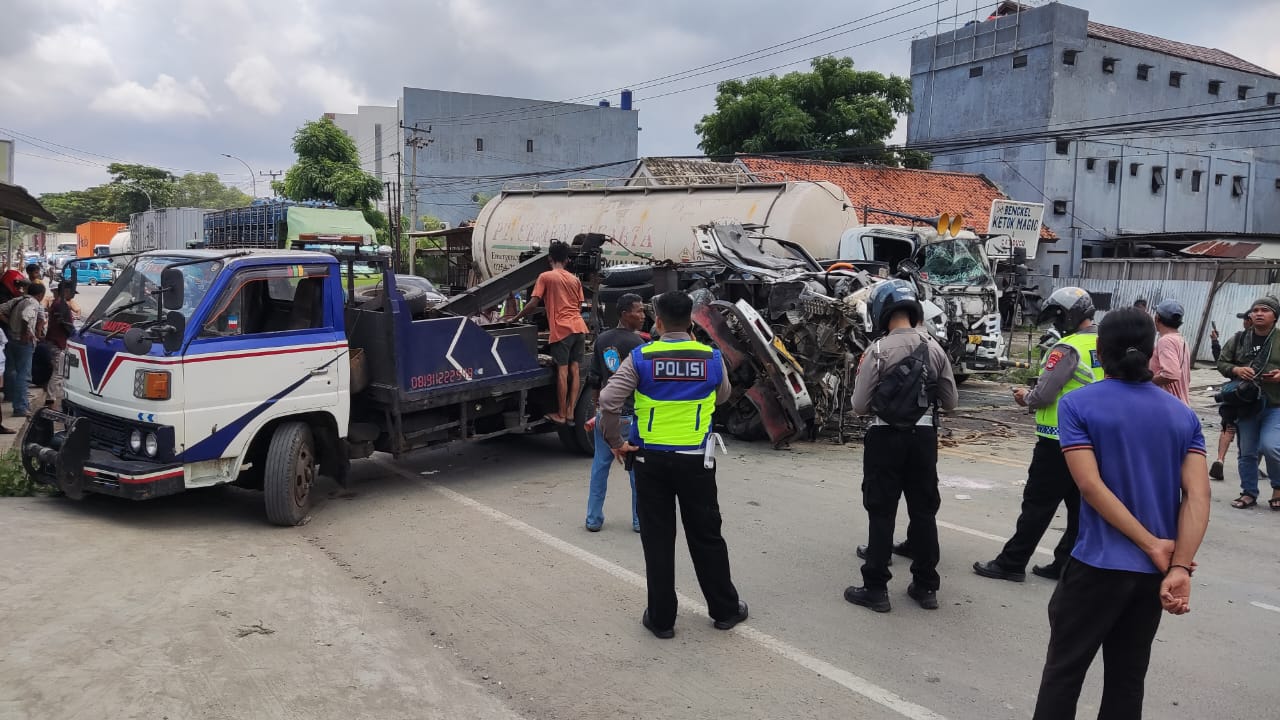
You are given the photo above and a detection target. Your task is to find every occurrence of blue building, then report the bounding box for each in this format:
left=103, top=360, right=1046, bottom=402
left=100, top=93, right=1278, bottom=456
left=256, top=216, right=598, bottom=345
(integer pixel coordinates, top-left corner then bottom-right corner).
left=332, top=88, right=639, bottom=228
left=908, top=2, right=1280, bottom=280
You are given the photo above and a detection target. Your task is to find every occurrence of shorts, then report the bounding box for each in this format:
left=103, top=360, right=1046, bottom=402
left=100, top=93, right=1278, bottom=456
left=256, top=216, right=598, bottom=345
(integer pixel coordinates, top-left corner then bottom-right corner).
left=1219, top=403, right=1239, bottom=431
left=548, top=333, right=585, bottom=367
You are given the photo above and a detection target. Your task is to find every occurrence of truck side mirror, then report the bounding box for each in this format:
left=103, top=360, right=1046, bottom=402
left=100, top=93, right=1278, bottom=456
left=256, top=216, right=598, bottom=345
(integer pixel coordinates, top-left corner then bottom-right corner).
left=123, top=327, right=154, bottom=356
left=162, top=311, right=186, bottom=354
left=160, top=267, right=185, bottom=310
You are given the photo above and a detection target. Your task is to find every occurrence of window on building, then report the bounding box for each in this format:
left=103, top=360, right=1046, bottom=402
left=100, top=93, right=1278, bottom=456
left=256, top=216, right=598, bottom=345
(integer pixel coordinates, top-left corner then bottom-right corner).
left=1052, top=264, right=1061, bottom=279
left=1275, top=179, right=1280, bottom=190
left=526, top=139, right=534, bottom=153
left=1130, top=162, right=1141, bottom=177
left=1232, top=176, right=1245, bottom=197
left=969, top=66, right=984, bottom=78
left=1062, top=50, right=1078, bottom=66
left=1169, top=71, right=1184, bottom=88
left=1136, top=64, right=1151, bottom=81
left=1238, top=85, right=1251, bottom=101
left=1268, top=92, right=1277, bottom=106
left=1055, top=139, right=1070, bottom=155
left=476, top=138, right=484, bottom=151
left=1215, top=173, right=1225, bottom=186
left=1102, top=57, right=1117, bottom=74
left=1151, top=166, right=1166, bottom=193
left=1013, top=54, right=1028, bottom=69
left=1107, top=160, right=1119, bottom=184
left=1208, top=80, right=1222, bottom=96
left=1053, top=200, right=1068, bottom=215
left=1174, top=168, right=1184, bottom=180
left=1086, top=157, right=1097, bottom=171
left=1192, top=170, right=1203, bottom=192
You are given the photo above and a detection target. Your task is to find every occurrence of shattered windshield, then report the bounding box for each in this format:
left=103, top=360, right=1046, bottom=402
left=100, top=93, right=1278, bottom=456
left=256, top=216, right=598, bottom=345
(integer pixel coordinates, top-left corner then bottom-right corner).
left=83, top=255, right=221, bottom=335
left=921, top=238, right=992, bottom=286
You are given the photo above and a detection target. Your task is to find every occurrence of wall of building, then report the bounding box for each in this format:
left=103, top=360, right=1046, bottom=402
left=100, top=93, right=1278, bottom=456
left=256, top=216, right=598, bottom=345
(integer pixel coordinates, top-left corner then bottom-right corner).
left=400, top=89, right=638, bottom=227
left=908, top=2, right=1280, bottom=282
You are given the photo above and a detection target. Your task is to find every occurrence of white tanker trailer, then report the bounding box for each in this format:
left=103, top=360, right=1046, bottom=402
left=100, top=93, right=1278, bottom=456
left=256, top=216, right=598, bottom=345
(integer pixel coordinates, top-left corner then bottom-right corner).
left=470, top=181, right=861, bottom=279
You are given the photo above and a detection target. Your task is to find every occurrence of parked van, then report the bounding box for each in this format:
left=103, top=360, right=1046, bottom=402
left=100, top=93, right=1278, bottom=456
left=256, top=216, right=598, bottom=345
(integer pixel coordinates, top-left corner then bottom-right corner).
left=65, top=259, right=114, bottom=286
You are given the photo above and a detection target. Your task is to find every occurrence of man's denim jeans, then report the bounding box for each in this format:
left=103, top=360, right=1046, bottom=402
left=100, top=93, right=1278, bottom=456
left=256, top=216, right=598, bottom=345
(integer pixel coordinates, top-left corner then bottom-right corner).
left=586, top=414, right=637, bottom=530
left=1235, top=404, right=1280, bottom=498
left=4, top=342, right=34, bottom=415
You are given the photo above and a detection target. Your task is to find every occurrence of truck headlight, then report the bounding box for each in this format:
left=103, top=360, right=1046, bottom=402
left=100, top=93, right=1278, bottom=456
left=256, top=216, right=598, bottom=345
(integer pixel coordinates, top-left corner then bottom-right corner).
left=129, top=430, right=143, bottom=453
left=144, top=433, right=159, bottom=458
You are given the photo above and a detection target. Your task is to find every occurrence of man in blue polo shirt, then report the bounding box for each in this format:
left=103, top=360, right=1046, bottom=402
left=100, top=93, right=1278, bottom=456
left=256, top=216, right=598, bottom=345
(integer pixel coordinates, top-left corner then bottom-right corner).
left=1031, top=307, right=1211, bottom=720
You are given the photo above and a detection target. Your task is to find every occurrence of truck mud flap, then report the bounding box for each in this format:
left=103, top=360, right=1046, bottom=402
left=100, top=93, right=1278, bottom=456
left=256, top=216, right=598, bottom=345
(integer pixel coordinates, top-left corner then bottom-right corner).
left=21, top=409, right=91, bottom=499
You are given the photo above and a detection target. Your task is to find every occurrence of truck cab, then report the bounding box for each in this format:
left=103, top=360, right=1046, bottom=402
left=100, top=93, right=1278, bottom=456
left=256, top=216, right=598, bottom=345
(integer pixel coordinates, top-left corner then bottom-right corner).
left=837, top=224, right=1005, bottom=376
left=23, top=247, right=583, bottom=525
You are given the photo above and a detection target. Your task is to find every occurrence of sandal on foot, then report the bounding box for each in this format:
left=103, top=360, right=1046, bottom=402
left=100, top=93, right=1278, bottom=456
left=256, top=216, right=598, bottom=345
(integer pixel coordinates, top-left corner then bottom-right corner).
left=1232, top=494, right=1258, bottom=509
left=1270, top=496, right=1280, bottom=511
left=543, top=413, right=567, bottom=425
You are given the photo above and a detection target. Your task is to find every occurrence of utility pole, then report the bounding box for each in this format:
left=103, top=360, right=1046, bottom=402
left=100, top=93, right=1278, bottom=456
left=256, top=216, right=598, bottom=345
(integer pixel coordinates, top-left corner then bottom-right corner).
left=400, top=122, right=433, bottom=233
left=390, top=150, right=403, bottom=273
left=259, top=170, right=284, bottom=196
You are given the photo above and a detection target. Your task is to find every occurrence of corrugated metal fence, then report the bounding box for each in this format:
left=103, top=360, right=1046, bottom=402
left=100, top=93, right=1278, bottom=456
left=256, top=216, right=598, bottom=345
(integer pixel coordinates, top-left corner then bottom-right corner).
left=1052, top=277, right=1280, bottom=362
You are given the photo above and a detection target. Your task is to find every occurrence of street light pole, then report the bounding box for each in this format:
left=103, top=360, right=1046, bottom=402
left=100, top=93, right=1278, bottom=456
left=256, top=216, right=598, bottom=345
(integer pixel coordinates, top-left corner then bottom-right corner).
left=132, top=184, right=153, bottom=210
left=221, top=153, right=258, bottom=198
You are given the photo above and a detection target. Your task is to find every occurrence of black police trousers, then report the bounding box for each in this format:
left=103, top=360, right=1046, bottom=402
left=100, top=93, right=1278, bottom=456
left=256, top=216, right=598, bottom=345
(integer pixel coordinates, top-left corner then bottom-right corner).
left=634, top=449, right=741, bottom=630
left=1032, top=559, right=1164, bottom=720
left=995, top=437, right=1080, bottom=571
left=861, top=425, right=941, bottom=591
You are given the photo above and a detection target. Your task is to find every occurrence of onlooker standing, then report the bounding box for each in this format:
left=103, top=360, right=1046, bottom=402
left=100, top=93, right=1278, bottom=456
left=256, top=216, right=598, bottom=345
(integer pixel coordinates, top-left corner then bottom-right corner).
left=1210, top=312, right=1250, bottom=481
left=599, top=291, right=747, bottom=639
left=507, top=240, right=589, bottom=425
left=1150, top=299, right=1191, bottom=404
left=844, top=280, right=958, bottom=613
left=1, top=283, right=47, bottom=418
left=1031, top=307, right=1210, bottom=720
left=1133, top=298, right=1148, bottom=313
left=975, top=287, right=1102, bottom=583
left=583, top=292, right=646, bottom=533
left=1216, top=297, right=1280, bottom=510
left=44, top=280, right=78, bottom=411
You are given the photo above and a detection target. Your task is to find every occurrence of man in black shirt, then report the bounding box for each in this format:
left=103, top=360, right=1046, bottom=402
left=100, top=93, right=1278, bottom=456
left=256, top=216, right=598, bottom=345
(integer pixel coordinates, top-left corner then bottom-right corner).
left=583, top=293, right=648, bottom=532
left=45, top=280, right=77, bottom=411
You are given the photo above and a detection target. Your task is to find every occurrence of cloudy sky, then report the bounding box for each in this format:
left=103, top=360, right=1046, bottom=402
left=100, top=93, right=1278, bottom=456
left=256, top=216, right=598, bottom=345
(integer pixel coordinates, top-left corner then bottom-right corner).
left=3, top=0, right=1277, bottom=196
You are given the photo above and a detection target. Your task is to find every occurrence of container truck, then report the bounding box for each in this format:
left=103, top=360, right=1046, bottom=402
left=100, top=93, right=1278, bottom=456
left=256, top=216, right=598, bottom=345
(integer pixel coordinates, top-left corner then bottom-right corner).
left=76, top=221, right=126, bottom=259
left=203, top=201, right=368, bottom=250
left=129, top=207, right=207, bottom=253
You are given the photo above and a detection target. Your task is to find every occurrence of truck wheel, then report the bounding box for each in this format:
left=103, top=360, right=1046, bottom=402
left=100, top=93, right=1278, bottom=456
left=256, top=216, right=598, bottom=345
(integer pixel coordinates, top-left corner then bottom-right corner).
left=263, top=421, right=316, bottom=526
left=601, top=264, right=654, bottom=287
left=598, top=283, right=654, bottom=304
left=557, top=387, right=595, bottom=456
left=89, top=278, right=98, bottom=286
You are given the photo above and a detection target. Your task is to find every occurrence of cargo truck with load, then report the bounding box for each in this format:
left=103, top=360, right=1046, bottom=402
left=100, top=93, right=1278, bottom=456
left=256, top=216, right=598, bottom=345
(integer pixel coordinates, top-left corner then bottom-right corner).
left=20, top=238, right=602, bottom=525
left=75, top=221, right=126, bottom=259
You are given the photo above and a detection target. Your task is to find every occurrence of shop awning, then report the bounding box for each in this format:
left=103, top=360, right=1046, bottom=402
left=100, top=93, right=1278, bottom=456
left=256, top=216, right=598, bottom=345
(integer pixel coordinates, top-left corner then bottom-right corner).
left=0, top=181, right=57, bottom=230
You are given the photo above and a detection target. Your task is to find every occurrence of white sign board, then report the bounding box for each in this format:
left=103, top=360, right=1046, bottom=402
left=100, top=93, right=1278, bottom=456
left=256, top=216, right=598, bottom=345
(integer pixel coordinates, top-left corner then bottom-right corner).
left=986, top=199, right=1044, bottom=260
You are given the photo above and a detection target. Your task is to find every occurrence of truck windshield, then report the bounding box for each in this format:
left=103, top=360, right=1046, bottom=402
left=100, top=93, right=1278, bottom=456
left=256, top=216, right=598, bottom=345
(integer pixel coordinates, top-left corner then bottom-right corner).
left=920, top=238, right=992, bottom=286
left=83, top=255, right=221, bottom=334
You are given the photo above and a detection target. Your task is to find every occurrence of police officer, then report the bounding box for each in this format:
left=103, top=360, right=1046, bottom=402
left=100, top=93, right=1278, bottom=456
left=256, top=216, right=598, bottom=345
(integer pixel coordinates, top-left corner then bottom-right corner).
left=599, top=291, right=748, bottom=639
left=974, top=287, right=1103, bottom=582
left=845, top=280, right=958, bottom=613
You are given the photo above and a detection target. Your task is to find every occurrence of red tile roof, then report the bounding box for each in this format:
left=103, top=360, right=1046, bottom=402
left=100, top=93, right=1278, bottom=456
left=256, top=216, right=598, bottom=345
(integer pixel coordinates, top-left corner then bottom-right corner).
left=1087, top=22, right=1278, bottom=79
left=738, top=156, right=1056, bottom=239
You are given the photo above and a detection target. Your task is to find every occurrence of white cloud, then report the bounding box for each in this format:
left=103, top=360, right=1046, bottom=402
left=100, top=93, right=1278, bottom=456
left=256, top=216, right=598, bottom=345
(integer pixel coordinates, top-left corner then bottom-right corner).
left=296, top=66, right=367, bottom=111
left=32, top=24, right=114, bottom=68
left=225, top=56, right=282, bottom=115
left=90, top=74, right=212, bottom=119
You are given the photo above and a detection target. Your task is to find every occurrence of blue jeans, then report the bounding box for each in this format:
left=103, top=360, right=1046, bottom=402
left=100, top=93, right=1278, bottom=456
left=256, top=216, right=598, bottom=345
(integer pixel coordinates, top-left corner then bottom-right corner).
left=586, top=414, right=637, bottom=529
left=4, top=342, right=34, bottom=415
left=1235, top=405, right=1280, bottom=498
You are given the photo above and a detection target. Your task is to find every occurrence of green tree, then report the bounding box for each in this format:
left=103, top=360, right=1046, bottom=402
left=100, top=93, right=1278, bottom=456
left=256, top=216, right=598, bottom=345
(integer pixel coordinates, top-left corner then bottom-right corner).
left=106, top=163, right=177, bottom=217
left=277, top=118, right=385, bottom=233
left=172, top=172, right=253, bottom=209
left=39, top=185, right=116, bottom=231
left=695, top=57, right=929, bottom=168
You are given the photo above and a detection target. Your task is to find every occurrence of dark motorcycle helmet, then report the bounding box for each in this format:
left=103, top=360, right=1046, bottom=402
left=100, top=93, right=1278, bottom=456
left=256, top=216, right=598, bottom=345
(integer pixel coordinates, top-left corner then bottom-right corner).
left=1036, top=286, right=1095, bottom=334
left=868, top=279, right=922, bottom=334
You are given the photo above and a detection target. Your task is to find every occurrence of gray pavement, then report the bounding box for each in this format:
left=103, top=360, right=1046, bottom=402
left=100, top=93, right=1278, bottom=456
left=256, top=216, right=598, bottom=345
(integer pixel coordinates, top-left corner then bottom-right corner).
left=2, top=368, right=1277, bottom=719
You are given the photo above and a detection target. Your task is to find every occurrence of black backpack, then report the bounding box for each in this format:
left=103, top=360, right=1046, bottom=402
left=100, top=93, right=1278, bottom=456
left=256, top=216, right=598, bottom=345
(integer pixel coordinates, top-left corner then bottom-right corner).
left=869, top=338, right=937, bottom=430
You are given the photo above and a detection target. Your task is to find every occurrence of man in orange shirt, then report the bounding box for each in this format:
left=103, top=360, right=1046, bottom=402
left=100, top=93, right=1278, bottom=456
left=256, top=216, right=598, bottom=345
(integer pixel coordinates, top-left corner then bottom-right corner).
left=508, top=240, right=590, bottom=424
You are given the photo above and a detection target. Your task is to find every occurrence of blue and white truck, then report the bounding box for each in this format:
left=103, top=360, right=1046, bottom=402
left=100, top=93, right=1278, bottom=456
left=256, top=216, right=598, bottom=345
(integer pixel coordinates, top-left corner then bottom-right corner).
left=21, top=240, right=598, bottom=525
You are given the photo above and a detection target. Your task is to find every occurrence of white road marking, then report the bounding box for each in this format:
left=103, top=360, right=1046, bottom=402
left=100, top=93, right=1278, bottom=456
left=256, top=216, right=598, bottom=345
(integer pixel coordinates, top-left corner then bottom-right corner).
left=936, top=520, right=1054, bottom=558
left=375, top=459, right=948, bottom=720
left=1250, top=601, right=1280, bottom=614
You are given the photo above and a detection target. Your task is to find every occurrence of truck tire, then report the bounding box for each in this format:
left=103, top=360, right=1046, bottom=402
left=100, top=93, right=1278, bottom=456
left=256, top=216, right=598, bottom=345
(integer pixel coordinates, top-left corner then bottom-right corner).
left=356, top=284, right=430, bottom=316
left=598, top=283, right=654, bottom=305
left=263, top=421, right=316, bottom=526
left=601, top=264, right=653, bottom=287
left=557, top=387, right=596, bottom=456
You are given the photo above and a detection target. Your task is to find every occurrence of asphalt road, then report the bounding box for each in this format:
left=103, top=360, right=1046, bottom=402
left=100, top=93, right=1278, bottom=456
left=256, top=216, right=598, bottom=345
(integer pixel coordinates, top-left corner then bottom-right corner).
left=2, top=378, right=1277, bottom=720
